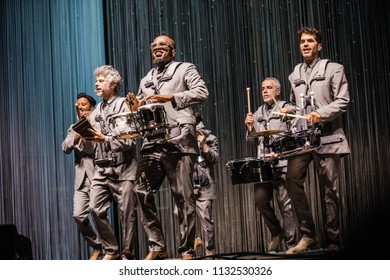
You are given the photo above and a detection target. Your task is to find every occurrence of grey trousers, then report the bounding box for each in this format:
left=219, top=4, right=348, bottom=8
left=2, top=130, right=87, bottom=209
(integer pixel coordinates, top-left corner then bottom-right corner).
left=285, top=152, right=341, bottom=245
left=90, top=179, right=136, bottom=257
left=254, top=167, right=298, bottom=248
left=196, top=198, right=215, bottom=254
left=73, top=177, right=102, bottom=250
left=134, top=151, right=197, bottom=257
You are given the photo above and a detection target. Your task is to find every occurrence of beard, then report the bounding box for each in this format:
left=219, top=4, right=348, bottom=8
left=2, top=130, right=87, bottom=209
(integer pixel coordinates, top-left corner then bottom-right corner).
left=153, top=57, right=165, bottom=67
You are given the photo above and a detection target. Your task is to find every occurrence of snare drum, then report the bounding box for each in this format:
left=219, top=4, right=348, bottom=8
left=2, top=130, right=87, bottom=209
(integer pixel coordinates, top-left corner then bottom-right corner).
left=272, top=130, right=320, bottom=158
left=137, top=103, right=167, bottom=133
left=107, top=112, right=140, bottom=139
left=226, top=157, right=273, bottom=185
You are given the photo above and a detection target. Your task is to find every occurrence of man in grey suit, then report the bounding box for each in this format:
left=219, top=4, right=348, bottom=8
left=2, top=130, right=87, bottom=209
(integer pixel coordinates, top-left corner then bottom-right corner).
left=82, top=65, right=138, bottom=260
left=192, top=112, right=218, bottom=257
left=245, top=77, right=298, bottom=253
left=62, top=92, right=103, bottom=260
left=127, top=35, right=209, bottom=260
left=282, top=27, right=350, bottom=254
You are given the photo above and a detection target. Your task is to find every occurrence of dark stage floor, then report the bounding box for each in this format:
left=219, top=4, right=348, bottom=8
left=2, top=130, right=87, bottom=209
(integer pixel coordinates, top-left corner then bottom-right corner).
left=193, top=248, right=388, bottom=260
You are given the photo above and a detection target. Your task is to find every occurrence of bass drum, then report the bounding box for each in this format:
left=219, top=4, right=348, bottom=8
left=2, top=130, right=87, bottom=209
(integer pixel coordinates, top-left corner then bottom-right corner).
left=226, top=157, right=273, bottom=185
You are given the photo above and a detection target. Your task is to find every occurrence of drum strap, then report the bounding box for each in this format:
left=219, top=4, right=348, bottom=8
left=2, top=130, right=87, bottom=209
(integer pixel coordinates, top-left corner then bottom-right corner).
left=97, top=97, right=127, bottom=120
left=152, top=62, right=183, bottom=94
left=293, top=59, right=329, bottom=86
left=95, top=97, right=132, bottom=165
left=260, top=100, right=289, bottom=120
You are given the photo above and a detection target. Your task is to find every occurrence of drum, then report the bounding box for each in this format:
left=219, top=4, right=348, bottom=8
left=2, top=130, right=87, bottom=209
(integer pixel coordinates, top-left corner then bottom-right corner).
left=107, top=112, right=140, bottom=139
left=137, top=103, right=167, bottom=133
left=226, top=157, right=273, bottom=185
left=271, top=130, right=320, bottom=158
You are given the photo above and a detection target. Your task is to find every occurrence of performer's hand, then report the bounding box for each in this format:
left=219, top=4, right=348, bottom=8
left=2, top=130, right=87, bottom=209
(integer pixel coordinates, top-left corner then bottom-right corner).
left=126, top=92, right=140, bottom=111
left=280, top=107, right=291, bottom=114
left=73, top=133, right=84, bottom=144
left=197, top=130, right=209, bottom=152
left=141, top=94, right=174, bottom=105
left=197, top=130, right=206, bottom=144
left=306, top=111, right=321, bottom=123
left=85, top=128, right=105, bottom=142
left=264, top=151, right=278, bottom=158
left=245, top=112, right=254, bottom=131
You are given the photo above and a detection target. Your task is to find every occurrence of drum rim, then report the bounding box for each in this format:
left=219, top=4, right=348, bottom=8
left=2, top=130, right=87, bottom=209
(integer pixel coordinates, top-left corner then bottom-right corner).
left=109, top=111, right=137, bottom=118
left=228, top=157, right=259, bottom=163
left=138, top=103, right=165, bottom=111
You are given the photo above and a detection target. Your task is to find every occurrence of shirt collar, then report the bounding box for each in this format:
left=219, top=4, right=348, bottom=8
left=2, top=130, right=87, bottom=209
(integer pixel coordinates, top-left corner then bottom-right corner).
left=305, top=57, right=320, bottom=70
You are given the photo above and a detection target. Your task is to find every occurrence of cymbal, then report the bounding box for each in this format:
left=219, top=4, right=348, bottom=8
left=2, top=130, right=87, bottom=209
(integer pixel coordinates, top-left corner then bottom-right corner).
left=249, top=129, right=285, bottom=137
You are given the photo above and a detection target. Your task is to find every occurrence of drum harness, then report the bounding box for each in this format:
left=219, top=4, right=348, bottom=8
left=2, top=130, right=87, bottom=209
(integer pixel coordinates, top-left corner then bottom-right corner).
left=257, top=101, right=290, bottom=162
left=142, top=62, right=184, bottom=142
left=94, top=97, right=134, bottom=168
left=291, top=59, right=344, bottom=147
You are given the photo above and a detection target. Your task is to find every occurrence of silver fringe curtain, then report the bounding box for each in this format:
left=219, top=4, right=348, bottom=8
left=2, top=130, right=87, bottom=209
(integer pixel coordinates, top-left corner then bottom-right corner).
left=1, top=0, right=389, bottom=259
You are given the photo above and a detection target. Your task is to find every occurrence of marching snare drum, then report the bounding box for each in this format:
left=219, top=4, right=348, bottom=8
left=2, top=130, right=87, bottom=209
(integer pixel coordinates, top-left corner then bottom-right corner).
left=271, top=129, right=320, bottom=158
left=137, top=103, right=168, bottom=133
left=107, top=111, right=141, bottom=139
left=226, top=157, right=273, bottom=185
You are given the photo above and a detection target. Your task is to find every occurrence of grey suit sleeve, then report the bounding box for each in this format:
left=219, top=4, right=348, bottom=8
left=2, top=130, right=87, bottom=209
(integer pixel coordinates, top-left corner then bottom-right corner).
left=173, top=63, right=209, bottom=109
left=315, top=64, right=349, bottom=121
left=201, top=134, right=219, bottom=165
left=62, top=126, right=76, bottom=154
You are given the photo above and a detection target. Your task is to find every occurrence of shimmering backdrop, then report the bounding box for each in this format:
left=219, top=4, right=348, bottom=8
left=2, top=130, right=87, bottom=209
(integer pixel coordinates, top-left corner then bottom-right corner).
left=1, top=0, right=389, bottom=259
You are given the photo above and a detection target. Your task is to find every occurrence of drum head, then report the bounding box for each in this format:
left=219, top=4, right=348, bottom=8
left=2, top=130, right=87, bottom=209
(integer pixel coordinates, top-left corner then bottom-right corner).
left=138, top=103, right=165, bottom=111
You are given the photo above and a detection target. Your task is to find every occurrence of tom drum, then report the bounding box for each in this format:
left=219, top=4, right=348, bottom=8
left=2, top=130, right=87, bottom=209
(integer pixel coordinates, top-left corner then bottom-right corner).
left=226, top=157, right=273, bottom=185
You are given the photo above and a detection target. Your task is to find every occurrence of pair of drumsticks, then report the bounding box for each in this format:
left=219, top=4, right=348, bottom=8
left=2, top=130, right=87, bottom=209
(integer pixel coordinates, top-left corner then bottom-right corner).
left=246, top=87, right=307, bottom=120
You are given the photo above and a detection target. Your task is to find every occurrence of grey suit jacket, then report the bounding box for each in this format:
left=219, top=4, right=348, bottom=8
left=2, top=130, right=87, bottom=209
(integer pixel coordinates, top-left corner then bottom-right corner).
left=289, top=59, right=350, bottom=155
left=246, top=100, right=295, bottom=167
left=62, top=126, right=95, bottom=190
left=194, top=131, right=219, bottom=201
left=137, top=61, right=209, bottom=154
left=87, top=96, right=138, bottom=181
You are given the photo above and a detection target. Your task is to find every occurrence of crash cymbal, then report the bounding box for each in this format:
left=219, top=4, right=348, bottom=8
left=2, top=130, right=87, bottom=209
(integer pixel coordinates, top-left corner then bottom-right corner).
left=249, top=129, right=285, bottom=137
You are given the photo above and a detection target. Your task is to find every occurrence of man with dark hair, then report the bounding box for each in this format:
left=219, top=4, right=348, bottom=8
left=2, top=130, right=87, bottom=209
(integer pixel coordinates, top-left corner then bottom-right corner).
left=62, top=92, right=102, bottom=260
left=282, top=27, right=350, bottom=254
left=77, top=92, right=97, bottom=108
left=193, top=112, right=218, bottom=256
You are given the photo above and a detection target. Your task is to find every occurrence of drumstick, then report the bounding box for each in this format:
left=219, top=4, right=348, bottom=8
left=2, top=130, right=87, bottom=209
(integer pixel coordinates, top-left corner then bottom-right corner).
left=75, top=103, right=81, bottom=121
left=271, top=111, right=308, bottom=119
left=246, top=87, right=251, bottom=113
left=272, top=96, right=282, bottom=112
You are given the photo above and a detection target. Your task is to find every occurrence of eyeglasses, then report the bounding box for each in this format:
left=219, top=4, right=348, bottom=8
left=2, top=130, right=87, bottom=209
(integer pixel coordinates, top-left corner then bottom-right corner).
left=150, top=42, right=174, bottom=49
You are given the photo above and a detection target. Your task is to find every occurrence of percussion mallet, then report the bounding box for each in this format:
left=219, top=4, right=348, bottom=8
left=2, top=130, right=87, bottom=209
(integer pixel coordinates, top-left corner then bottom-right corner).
left=246, top=87, right=251, bottom=113
left=271, top=111, right=308, bottom=119
left=272, top=96, right=282, bottom=112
